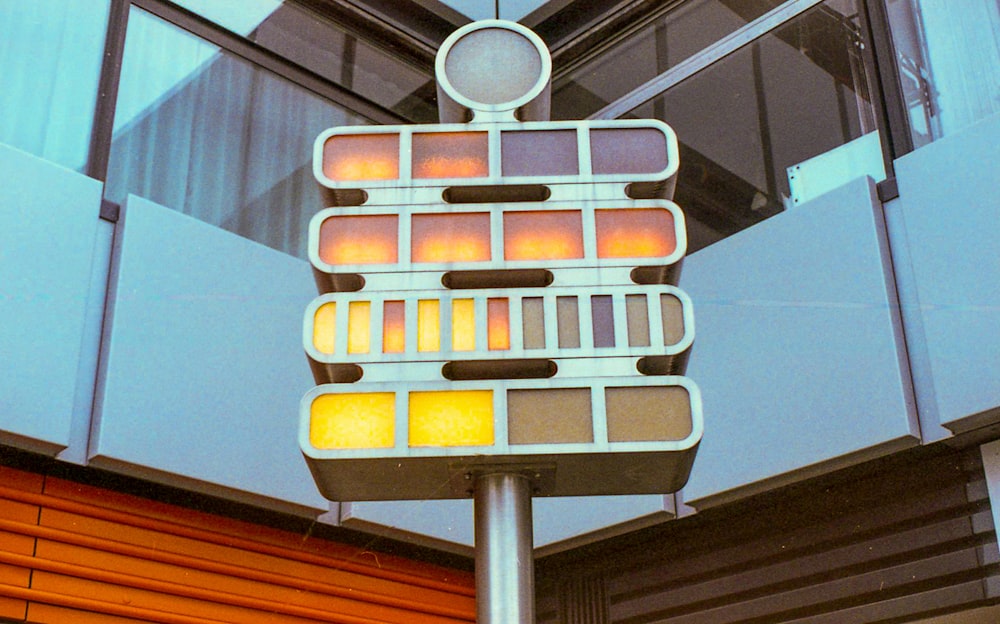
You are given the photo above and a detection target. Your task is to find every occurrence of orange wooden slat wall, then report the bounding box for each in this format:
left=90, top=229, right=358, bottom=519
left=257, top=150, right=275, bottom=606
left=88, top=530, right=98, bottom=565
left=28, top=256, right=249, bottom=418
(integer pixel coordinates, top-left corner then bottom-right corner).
left=0, top=465, right=475, bottom=623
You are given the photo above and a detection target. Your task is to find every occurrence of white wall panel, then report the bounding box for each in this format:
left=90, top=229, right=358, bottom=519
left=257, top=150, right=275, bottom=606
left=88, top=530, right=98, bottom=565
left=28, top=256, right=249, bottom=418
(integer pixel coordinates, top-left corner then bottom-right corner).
left=0, top=144, right=102, bottom=454
left=91, top=195, right=328, bottom=514
left=681, top=176, right=918, bottom=507
left=893, top=112, right=1000, bottom=434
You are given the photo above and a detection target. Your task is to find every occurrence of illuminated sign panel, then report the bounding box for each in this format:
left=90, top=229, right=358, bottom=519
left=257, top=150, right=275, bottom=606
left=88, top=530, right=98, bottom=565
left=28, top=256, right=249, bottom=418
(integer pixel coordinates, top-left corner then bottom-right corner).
left=304, top=285, right=693, bottom=375
left=308, top=199, right=686, bottom=291
left=300, top=377, right=702, bottom=501
left=299, top=21, right=701, bottom=504
left=314, top=120, right=679, bottom=205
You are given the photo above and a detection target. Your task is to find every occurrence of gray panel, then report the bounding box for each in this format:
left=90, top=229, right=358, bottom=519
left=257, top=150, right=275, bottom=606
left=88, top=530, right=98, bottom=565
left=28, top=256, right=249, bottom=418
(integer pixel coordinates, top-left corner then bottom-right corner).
left=92, top=196, right=327, bottom=514
left=893, top=113, right=1000, bottom=433
left=0, top=143, right=102, bottom=454
left=681, top=176, right=917, bottom=507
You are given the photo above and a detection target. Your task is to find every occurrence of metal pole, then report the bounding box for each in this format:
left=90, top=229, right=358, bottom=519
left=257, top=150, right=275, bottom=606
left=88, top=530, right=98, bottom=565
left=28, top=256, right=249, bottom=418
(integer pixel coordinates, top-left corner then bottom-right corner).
left=474, top=471, right=535, bottom=624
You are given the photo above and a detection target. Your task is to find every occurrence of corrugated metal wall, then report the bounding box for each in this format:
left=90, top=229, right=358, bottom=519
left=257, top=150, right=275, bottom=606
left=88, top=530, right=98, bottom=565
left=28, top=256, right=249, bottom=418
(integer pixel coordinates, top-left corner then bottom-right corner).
left=537, top=447, right=1000, bottom=623
left=0, top=465, right=475, bottom=623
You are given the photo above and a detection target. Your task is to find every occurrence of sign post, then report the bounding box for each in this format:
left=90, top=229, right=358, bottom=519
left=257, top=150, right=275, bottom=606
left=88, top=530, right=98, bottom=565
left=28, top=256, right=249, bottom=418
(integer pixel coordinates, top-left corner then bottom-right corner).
left=299, top=20, right=702, bottom=623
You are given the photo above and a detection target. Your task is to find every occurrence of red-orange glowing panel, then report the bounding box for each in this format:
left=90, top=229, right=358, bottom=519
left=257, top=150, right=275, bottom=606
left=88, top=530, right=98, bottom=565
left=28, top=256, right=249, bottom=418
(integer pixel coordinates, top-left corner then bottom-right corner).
left=503, top=211, right=584, bottom=261
left=411, top=213, right=491, bottom=263
left=487, top=298, right=510, bottom=351
left=595, top=209, right=676, bottom=259
left=319, top=215, right=398, bottom=265
left=412, top=132, right=489, bottom=179
left=383, top=301, right=406, bottom=353
left=323, top=133, right=400, bottom=181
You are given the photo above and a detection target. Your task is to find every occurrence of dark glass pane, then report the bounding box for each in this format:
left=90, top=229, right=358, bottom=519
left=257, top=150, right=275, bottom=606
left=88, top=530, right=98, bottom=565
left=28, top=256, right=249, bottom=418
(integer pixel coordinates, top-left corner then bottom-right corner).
left=0, top=0, right=109, bottom=171
left=172, top=0, right=437, bottom=121
left=553, top=0, right=783, bottom=119
left=105, top=8, right=367, bottom=258
left=631, top=0, right=878, bottom=252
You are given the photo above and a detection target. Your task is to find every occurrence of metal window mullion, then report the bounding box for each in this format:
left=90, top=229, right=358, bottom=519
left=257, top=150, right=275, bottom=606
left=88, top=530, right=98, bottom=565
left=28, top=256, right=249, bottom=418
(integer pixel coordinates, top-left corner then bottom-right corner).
left=86, top=0, right=130, bottom=184
left=590, top=0, right=828, bottom=120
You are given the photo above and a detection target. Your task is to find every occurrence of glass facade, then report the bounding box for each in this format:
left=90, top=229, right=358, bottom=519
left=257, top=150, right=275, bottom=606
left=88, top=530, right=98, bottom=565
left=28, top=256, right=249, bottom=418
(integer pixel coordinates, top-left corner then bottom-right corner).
left=885, top=0, right=1000, bottom=148
left=172, top=0, right=438, bottom=121
left=553, top=0, right=783, bottom=120
left=0, top=0, right=988, bottom=258
left=0, top=0, right=110, bottom=171
left=630, top=0, right=879, bottom=251
left=104, top=7, right=366, bottom=258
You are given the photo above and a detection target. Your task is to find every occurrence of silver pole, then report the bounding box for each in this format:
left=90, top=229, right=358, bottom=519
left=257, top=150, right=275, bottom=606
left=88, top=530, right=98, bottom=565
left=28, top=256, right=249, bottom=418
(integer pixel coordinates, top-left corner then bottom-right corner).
left=474, top=471, right=535, bottom=624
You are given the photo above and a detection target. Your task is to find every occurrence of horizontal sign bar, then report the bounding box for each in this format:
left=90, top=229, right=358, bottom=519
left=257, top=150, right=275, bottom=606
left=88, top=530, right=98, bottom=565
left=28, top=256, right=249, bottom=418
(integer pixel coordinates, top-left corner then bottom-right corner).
left=304, top=284, right=693, bottom=382
left=308, top=199, right=685, bottom=285
left=313, top=119, right=679, bottom=204
left=300, top=376, right=702, bottom=500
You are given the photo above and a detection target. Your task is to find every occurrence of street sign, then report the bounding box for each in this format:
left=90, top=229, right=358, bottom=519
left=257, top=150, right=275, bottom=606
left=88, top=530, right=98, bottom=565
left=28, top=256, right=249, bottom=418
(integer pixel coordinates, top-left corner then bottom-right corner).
left=301, top=376, right=701, bottom=501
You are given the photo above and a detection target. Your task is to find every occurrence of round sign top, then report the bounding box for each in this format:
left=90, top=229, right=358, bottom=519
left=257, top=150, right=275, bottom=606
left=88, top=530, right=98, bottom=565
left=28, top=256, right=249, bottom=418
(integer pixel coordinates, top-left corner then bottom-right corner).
left=436, top=20, right=552, bottom=119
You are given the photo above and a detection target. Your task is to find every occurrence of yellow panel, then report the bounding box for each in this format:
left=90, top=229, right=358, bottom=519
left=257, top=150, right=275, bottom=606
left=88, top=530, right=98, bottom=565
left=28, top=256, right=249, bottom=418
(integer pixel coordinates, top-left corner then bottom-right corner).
left=347, top=301, right=370, bottom=354
left=452, top=299, right=476, bottom=351
left=417, top=300, right=441, bottom=352
left=409, top=390, right=494, bottom=447
left=313, top=302, right=336, bottom=354
left=310, top=393, right=395, bottom=449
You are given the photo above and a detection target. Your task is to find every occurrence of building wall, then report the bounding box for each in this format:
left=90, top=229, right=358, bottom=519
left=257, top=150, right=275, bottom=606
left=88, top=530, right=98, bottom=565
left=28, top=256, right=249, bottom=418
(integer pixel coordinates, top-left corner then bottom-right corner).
left=0, top=463, right=475, bottom=623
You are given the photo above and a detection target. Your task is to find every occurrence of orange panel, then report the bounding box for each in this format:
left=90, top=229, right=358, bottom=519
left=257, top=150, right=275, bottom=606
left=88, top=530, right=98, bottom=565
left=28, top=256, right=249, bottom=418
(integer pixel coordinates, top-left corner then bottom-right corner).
left=412, top=132, right=488, bottom=179
left=323, top=133, right=400, bottom=181
left=43, top=477, right=474, bottom=594
left=0, top=597, right=26, bottom=621
left=411, top=213, right=490, bottom=263
left=26, top=603, right=147, bottom=624
left=319, top=214, right=398, bottom=265
left=383, top=301, right=406, bottom=353
left=595, top=208, right=676, bottom=258
left=36, top=507, right=473, bottom=619
left=0, top=466, right=44, bottom=493
left=487, top=298, right=510, bottom=350
left=40, top=478, right=474, bottom=605
left=0, top=498, right=41, bottom=525
left=503, top=210, right=583, bottom=260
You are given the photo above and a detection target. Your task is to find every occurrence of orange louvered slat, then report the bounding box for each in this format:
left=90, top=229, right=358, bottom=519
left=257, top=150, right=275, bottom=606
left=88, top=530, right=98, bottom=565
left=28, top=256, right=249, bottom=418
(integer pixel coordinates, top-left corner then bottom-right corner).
left=0, top=466, right=475, bottom=623
left=0, top=466, right=42, bottom=621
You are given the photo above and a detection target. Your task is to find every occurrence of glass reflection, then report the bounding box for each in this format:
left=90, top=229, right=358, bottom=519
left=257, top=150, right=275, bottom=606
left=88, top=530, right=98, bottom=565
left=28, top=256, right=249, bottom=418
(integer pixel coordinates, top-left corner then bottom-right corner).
left=630, top=0, right=876, bottom=252
left=885, top=0, right=1000, bottom=148
left=105, top=7, right=366, bottom=259
left=553, top=0, right=782, bottom=120
left=172, top=0, right=436, bottom=121
left=0, top=0, right=109, bottom=171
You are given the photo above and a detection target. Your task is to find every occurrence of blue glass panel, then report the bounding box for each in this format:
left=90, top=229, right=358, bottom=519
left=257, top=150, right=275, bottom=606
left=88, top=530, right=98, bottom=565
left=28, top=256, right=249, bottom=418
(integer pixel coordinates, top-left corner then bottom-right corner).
left=0, top=0, right=110, bottom=171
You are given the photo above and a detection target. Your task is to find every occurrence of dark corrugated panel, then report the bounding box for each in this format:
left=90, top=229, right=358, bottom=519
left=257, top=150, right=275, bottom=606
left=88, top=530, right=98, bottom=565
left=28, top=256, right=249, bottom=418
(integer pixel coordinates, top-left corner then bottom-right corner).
left=537, top=447, right=1000, bottom=624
